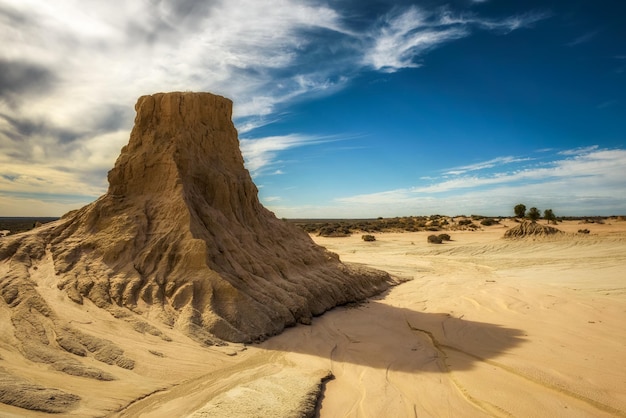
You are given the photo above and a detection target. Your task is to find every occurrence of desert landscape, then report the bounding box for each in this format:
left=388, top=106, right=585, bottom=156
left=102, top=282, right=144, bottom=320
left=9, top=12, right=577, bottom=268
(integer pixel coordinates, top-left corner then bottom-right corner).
left=1, top=92, right=625, bottom=417
left=2, top=219, right=625, bottom=417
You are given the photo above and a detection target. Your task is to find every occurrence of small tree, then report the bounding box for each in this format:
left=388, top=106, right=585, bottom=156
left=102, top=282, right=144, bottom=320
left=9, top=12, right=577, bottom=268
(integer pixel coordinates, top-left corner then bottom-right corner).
left=514, top=203, right=526, bottom=218
left=527, top=207, right=541, bottom=222
left=544, top=209, right=557, bottom=225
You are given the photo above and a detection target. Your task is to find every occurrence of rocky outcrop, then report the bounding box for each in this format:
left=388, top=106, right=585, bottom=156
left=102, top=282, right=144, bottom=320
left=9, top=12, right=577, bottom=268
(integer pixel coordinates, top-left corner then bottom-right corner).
left=504, top=221, right=563, bottom=238
left=1, top=92, right=395, bottom=345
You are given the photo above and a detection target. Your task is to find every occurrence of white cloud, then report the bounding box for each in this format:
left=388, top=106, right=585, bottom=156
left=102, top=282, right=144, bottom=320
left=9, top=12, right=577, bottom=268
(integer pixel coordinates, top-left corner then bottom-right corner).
left=558, top=145, right=599, bottom=156
left=239, top=134, right=341, bottom=176
left=438, top=10, right=549, bottom=33
left=332, top=148, right=626, bottom=216
left=443, top=156, right=532, bottom=176
left=363, top=7, right=466, bottom=72
left=472, top=12, right=550, bottom=33
left=0, top=193, right=92, bottom=217
left=362, top=6, right=548, bottom=72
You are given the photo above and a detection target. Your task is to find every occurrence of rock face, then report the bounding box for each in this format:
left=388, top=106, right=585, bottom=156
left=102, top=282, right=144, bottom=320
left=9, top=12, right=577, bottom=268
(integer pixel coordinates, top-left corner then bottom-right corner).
left=1, top=92, right=394, bottom=344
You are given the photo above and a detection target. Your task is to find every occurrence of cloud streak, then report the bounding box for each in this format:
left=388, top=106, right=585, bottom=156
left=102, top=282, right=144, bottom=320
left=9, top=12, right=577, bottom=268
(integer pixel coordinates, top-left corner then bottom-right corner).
left=330, top=148, right=626, bottom=217
left=442, top=156, right=532, bottom=176
left=240, top=134, right=345, bottom=176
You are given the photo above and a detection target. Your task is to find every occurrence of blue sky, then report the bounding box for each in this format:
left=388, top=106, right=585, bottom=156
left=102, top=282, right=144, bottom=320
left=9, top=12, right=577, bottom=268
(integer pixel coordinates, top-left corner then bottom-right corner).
left=0, top=0, right=624, bottom=217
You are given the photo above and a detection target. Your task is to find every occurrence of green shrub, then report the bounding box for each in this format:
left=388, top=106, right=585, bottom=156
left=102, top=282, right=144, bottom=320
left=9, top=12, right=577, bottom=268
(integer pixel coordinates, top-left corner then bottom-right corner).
left=514, top=204, right=526, bottom=218
left=528, top=207, right=541, bottom=222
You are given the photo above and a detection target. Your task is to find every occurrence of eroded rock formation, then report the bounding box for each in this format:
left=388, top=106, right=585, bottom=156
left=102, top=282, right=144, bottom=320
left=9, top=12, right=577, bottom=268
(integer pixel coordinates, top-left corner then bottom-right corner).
left=1, top=92, right=395, bottom=348
left=504, top=221, right=563, bottom=238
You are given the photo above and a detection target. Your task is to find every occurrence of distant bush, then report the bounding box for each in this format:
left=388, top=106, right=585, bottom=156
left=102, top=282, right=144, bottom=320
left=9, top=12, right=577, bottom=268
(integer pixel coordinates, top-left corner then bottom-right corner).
left=578, top=229, right=590, bottom=234
left=427, top=234, right=443, bottom=244
left=543, top=209, right=557, bottom=225
left=318, top=225, right=351, bottom=237
left=514, top=204, right=527, bottom=218
left=458, top=219, right=473, bottom=226
left=438, top=233, right=451, bottom=241
left=362, top=234, right=376, bottom=242
left=527, top=207, right=541, bottom=222
left=480, top=218, right=499, bottom=226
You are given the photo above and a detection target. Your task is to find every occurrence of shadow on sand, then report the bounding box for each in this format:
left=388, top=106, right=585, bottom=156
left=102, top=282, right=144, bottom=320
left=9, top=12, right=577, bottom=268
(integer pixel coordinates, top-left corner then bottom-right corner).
left=260, top=298, right=526, bottom=373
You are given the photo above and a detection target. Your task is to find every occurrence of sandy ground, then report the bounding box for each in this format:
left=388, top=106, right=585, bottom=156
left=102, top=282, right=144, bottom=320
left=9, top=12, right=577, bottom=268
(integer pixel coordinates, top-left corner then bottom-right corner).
left=1, top=220, right=625, bottom=417
left=266, top=220, right=626, bottom=417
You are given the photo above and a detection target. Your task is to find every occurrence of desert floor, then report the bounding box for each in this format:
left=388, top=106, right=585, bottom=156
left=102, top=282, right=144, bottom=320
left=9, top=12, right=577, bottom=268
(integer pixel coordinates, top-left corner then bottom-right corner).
left=1, top=220, right=625, bottom=417
left=265, top=221, right=626, bottom=417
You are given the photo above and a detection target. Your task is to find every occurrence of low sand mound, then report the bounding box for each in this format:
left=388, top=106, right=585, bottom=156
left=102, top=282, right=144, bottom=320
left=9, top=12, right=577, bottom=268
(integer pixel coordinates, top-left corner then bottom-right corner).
left=504, top=221, right=563, bottom=238
left=0, top=92, right=395, bottom=348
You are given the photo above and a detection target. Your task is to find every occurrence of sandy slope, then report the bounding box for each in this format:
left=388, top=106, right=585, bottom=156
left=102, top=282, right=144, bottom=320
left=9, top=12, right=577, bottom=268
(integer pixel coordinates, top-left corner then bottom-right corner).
left=1, top=220, right=625, bottom=417
left=262, top=220, right=626, bottom=417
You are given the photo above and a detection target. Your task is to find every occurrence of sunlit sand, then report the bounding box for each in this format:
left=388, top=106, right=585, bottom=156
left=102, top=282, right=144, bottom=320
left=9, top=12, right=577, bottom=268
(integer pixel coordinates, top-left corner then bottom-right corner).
left=1, top=220, right=625, bottom=417
left=257, top=221, right=626, bottom=417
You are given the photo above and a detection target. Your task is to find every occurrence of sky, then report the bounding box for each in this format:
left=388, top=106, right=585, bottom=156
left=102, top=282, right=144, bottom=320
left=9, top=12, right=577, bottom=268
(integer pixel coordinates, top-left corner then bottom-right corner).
left=0, top=0, right=624, bottom=218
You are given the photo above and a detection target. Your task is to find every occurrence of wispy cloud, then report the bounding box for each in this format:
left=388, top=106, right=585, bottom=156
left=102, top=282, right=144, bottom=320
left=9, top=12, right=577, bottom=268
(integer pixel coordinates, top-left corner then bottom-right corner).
left=443, top=156, right=532, bottom=176
left=566, top=30, right=599, bottom=47
left=362, top=7, right=548, bottom=73
left=239, top=134, right=343, bottom=176
left=363, top=7, right=467, bottom=72
left=331, top=147, right=626, bottom=216
left=474, top=11, right=550, bottom=33
left=558, top=145, right=599, bottom=156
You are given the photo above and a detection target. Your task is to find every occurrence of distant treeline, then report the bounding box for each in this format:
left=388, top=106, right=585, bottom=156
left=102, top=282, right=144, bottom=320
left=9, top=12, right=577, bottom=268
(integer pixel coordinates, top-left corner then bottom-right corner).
left=288, top=215, right=622, bottom=237
left=289, top=215, right=484, bottom=236
left=0, top=217, right=59, bottom=235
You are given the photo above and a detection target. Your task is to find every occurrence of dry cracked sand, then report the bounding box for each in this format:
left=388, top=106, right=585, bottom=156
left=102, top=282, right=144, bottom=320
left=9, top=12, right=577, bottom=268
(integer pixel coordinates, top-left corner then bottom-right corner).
left=2, top=220, right=625, bottom=417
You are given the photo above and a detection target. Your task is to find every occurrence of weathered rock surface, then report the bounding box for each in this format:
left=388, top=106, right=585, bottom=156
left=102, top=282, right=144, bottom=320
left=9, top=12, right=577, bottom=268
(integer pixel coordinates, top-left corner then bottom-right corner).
left=0, top=368, right=81, bottom=413
left=504, top=221, right=563, bottom=238
left=1, top=92, right=395, bottom=348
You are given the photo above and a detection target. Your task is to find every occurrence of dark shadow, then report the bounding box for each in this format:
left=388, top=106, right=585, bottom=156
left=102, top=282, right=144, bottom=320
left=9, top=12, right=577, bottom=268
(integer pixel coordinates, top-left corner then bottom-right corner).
left=260, top=299, right=526, bottom=373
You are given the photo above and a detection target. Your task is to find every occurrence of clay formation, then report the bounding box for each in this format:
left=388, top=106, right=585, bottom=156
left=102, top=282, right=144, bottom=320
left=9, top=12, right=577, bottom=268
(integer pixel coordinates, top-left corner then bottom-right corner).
left=1, top=92, right=396, bottom=347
